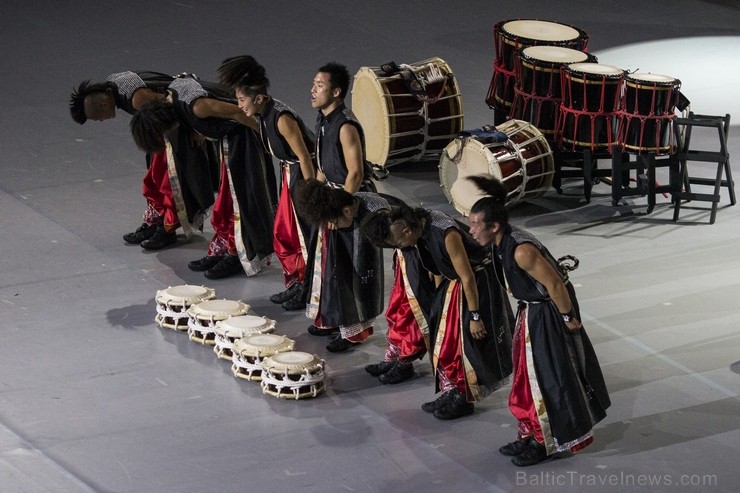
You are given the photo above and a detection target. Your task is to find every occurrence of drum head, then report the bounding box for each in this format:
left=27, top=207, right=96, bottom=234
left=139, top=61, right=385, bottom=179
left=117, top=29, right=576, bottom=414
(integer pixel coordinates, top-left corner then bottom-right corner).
left=188, top=299, right=249, bottom=318
left=156, top=284, right=215, bottom=304
left=626, top=72, right=678, bottom=84
left=522, top=46, right=590, bottom=64
left=352, top=67, right=390, bottom=166
left=440, top=138, right=499, bottom=216
left=235, top=333, right=295, bottom=356
left=566, top=62, right=624, bottom=76
left=502, top=19, right=581, bottom=42
left=263, top=351, right=323, bottom=373
left=215, top=314, right=275, bottom=337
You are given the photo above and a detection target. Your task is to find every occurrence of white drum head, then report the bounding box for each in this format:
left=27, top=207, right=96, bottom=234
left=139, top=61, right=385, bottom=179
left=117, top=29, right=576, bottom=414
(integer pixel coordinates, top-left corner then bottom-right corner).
left=440, top=138, right=497, bottom=216
left=627, top=72, right=677, bottom=84
left=566, top=62, right=624, bottom=76
left=188, top=299, right=249, bottom=319
left=234, top=333, right=295, bottom=357
left=352, top=67, right=390, bottom=166
left=503, top=20, right=580, bottom=41
left=523, top=46, right=590, bottom=64
left=270, top=351, right=316, bottom=366
left=156, top=284, right=215, bottom=305
left=214, top=315, right=275, bottom=338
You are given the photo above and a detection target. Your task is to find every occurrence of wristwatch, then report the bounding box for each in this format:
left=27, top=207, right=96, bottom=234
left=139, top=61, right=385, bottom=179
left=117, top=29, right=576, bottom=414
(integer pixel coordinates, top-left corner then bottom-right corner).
left=561, top=308, right=577, bottom=322
left=470, top=310, right=481, bottom=321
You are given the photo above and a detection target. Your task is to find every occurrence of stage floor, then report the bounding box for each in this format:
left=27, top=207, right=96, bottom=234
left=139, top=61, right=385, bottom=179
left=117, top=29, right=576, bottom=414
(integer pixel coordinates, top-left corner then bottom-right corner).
left=1, top=2, right=739, bottom=492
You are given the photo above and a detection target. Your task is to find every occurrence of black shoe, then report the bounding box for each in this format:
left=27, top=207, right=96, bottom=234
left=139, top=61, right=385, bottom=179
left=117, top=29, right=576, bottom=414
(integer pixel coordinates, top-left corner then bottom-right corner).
left=364, top=360, right=396, bottom=376
left=204, top=255, right=242, bottom=280
left=421, top=391, right=454, bottom=413
left=123, top=223, right=158, bottom=244
left=499, top=439, right=530, bottom=457
left=307, top=325, right=340, bottom=337
left=433, top=389, right=474, bottom=420
left=326, top=336, right=359, bottom=353
left=140, top=226, right=177, bottom=250
left=378, top=362, right=414, bottom=385
left=281, top=293, right=306, bottom=311
left=269, top=283, right=302, bottom=304
left=511, top=438, right=549, bottom=467
left=188, top=255, right=224, bottom=272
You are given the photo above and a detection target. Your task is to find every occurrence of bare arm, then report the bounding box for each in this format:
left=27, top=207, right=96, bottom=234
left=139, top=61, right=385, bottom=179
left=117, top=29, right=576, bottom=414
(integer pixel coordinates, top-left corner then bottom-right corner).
left=191, top=98, right=259, bottom=130
left=339, top=123, right=364, bottom=193
left=445, top=230, right=486, bottom=340
left=277, top=114, right=315, bottom=180
left=514, top=243, right=582, bottom=330
left=131, top=88, right=165, bottom=111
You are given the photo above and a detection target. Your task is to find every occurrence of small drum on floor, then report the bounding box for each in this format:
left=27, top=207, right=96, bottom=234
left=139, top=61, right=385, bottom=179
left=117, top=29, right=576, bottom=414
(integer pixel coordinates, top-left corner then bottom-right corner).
left=231, top=333, right=295, bottom=381
left=440, top=119, right=554, bottom=215
left=260, top=351, right=326, bottom=400
left=213, top=314, right=276, bottom=361
left=558, top=63, right=626, bottom=151
left=617, top=72, right=681, bottom=154
left=155, top=285, right=216, bottom=331
left=511, top=46, right=596, bottom=140
left=186, top=299, right=250, bottom=345
left=486, top=19, right=589, bottom=122
left=352, top=57, right=463, bottom=167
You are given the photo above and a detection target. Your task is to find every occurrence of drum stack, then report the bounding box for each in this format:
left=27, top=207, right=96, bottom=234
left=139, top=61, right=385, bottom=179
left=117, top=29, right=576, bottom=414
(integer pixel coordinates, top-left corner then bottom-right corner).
left=152, top=286, right=326, bottom=400
left=485, top=20, right=589, bottom=126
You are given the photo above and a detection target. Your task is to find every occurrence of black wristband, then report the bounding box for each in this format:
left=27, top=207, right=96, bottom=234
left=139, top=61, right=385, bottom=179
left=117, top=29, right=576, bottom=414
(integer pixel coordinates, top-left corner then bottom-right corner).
left=470, top=310, right=481, bottom=321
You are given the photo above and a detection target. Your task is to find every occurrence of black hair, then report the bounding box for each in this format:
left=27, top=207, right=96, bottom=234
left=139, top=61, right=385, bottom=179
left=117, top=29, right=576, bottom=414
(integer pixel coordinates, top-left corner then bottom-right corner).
left=293, top=179, right=354, bottom=225
left=317, top=62, right=350, bottom=99
left=218, top=55, right=269, bottom=97
left=468, top=175, right=509, bottom=226
left=129, top=99, right=178, bottom=153
left=361, top=205, right=430, bottom=248
left=69, top=80, right=110, bottom=124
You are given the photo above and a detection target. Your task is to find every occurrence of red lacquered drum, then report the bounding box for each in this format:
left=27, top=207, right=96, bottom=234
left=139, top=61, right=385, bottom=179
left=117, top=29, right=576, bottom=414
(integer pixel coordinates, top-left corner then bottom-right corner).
left=485, top=19, right=589, bottom=122
left=352, top=57, right=463, bottom=167
left=511, top=46, right=596, bottom=140
left=617, top=72, right=681, bottom=154
left=439, top=119, right=554, bottom=215
left=559, top=63, right=626, bottom=151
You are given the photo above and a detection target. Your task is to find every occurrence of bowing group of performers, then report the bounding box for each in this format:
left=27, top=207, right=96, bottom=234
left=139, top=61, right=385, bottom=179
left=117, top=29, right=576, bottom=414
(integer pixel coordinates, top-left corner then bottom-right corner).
left=70, top=57, right=610, bottom=467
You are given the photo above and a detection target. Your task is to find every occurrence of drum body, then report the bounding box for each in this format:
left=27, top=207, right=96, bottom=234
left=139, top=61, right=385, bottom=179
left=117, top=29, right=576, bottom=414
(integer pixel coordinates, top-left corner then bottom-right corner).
left=558, top=63, right=625, bottom=151
left=617, top=73, right=681, bottom=154
left=231, top=333, right=295, bottom=381
left=511, top=46, right=596, bottom=140
left=440, top=119, right=554, bottom=215
left=213, top=315, right=276, bottom=360
left=351, top=57, right=463, bottom=167
left=486, top=19, right=588, bottom=123
left=260, top=351, right=326, bottom=400
left=186, top=299, right=250, bottom=345
left=155, top=285, right=215, bottom=331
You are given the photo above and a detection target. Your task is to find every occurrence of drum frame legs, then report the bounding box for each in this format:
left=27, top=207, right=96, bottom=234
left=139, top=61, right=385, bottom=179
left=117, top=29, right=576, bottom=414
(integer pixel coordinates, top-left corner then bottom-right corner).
left=610, top=148, right=675, bottom=213
left=553, top=148, right=613, bottom=202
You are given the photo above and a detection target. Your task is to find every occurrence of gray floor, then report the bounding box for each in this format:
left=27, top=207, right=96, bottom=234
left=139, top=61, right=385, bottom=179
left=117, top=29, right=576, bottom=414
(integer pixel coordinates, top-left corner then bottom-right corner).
left=2, top=1, right=739, bottom=492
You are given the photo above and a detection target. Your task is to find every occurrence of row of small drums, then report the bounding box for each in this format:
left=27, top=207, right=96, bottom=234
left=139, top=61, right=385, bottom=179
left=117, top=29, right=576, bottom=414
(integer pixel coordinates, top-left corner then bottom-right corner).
left=154, top=284, right=325, bottom=400
left=486, top=18, right=682, bottom=153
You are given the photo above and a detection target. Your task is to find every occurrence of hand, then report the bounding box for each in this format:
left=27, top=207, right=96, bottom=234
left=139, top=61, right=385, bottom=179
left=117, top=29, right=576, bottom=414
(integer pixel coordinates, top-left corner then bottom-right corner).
left=470, top=319, right=487, bottom=340
left=564, top=318, right=583, bottom=331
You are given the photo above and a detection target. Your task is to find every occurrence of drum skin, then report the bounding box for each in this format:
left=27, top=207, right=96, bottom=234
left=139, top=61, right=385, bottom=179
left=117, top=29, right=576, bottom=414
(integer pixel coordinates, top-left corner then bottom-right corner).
left=439, top=119, right=554, bottom=215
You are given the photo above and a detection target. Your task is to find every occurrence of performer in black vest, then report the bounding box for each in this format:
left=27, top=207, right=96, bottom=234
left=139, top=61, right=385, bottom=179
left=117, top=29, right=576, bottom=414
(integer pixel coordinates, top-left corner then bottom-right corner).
left=69, top=71, right=217, bottom=250
left=218, top=56, right=316, bottom=307
left=130, top=75, right=276, bottom=279
left=467, top=175, right=610, bottom=467
left=298, top=62, right=379, bottom=351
